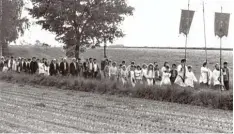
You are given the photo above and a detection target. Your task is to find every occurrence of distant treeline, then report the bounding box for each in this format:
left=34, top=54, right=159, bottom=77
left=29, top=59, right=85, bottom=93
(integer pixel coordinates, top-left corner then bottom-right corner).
left=110, top=46, right=233, bottom=51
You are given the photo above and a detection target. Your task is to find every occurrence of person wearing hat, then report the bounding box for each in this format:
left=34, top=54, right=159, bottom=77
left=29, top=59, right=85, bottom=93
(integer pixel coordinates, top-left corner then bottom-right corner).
left=199, top=61, right=212, bottom=87
left=222, top=62, right=229, bottom=90
left=185, top=65, right=197, bottom=88
left=70, top=58, right=78, bottom=76
left=49, top=59, right=59, bottom=76
left=174, top=59, right=188, bottom=87
left=212, top=63, right=224, bottom=90
left=60, top=57, right=69, bottom=76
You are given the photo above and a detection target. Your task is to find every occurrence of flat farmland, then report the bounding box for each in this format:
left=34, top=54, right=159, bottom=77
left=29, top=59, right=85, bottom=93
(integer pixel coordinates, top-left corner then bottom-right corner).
left=81, top=48, right=233, bottom=88
left=0, top=81, right=232, bottom=133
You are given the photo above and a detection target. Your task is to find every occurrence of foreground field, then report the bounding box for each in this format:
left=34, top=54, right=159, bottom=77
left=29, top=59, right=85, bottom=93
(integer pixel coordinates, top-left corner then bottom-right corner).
left=0, top=81, right=232, bottom=133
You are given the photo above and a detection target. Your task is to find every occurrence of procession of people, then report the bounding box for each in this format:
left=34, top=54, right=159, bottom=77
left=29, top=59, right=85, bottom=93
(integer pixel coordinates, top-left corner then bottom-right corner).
left=0, top=56, right=230, bottom=91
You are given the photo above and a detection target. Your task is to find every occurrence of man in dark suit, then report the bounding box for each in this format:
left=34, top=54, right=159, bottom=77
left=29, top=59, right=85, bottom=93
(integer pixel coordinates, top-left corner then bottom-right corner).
left=30, top=57, right=38, bottom=74
left=26, top=58, right=31, bottom=73
left=49, top=59, right=59, bottom=76
left=83, top=59, right=89, bottom=78
left=70, top=58, right=78, bottom=76
left=77, top=58, right=83, bottom=76
left=60, top=58, right=69, bottom=76
left=22, top=58, right=27, bottom=72
left=0, top=56, right=4, bottom=71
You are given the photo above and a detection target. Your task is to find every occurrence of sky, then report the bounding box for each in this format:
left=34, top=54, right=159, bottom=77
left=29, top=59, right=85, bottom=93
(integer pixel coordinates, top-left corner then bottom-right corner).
left=14, top=0, right=234, bottom=48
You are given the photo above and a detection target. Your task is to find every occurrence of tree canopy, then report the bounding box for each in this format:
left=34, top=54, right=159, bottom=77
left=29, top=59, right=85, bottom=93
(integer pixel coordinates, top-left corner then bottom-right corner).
left=1, top=0, right=29, bottom=55
left=28, top=0, right=134, bottom=59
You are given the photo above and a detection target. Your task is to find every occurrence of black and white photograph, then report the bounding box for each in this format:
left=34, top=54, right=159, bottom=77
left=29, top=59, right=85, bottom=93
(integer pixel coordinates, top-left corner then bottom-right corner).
left=0, top=0, right=233, bottom=133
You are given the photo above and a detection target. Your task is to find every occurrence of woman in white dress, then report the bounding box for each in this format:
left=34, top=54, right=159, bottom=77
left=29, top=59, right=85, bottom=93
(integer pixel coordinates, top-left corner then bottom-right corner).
left=160, top=65, right=171, bottom=86
left=142, top=64, right=148, bottom=84
left=135, top=65, right=143, bottom=84
left=146, top=63, right=155, bottom=86
left=185, top=66, right=197, bottom=88
left=129, top=65, right=136, bottom=87
left=38, top=59, right=45, bottom=75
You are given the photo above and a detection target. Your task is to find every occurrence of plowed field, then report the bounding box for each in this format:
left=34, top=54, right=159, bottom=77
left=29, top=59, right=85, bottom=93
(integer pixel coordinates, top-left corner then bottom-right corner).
left=0, top=81, right=232, bottom=133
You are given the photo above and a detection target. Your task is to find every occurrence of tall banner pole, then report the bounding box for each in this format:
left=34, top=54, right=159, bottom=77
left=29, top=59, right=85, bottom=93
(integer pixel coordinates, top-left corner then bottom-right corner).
left=219, top=6, right=223, bottom=90
left=203, top=1, right=207, bottom=62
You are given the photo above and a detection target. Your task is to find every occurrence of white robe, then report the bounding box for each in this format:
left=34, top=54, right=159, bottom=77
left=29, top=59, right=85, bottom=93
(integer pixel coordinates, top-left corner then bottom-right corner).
left=199, top=67, right=212, bottom=85
left=160, top=72, right=171, bottom=86
left=38, top=63, right=45, bottom=75
left=120, top=69, right=129, bottom=85
left=212, top=69, right=223, bottom=86
left=174, top=65, right=188, bottom=87
left=185, top=71, right=197, bottom=87
left=8, top=60, right=17, bottom=71
left=147, top=70, right=155, bottom=86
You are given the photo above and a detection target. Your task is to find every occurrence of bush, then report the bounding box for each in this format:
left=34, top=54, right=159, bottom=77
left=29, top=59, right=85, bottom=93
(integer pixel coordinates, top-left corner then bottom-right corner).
left=0, top=72, right=232, bottom=110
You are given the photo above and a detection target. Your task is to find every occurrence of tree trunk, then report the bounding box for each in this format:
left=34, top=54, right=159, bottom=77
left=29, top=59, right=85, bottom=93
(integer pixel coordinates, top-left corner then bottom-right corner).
left=75, top=43, right=80, bottom=60
left=104, top=41, right=107, bottom=58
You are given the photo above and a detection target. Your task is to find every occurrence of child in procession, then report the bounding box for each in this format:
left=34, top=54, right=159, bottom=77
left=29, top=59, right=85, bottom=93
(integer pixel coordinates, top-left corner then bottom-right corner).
left=129, top=65, right=136, bottom=87
left=185, top=66, right=197, bottom=88
left=141, top=64, right=148, bottom=84
left=160, top=65, right=171, bottom=86
left=147, top=63, right=155, bottom=86
left=170, top=64, right=178, bottom=84
left=135, top=65, right=143, bottom=84
left=154, top=64, right=161, bottom=85
left=117, top=64, right=123, bottom=82
left=120, top=65, right=129, bottom=86
left=109, top=62, right=118, bottom=80
left=2, top=62, right=8, bottom=72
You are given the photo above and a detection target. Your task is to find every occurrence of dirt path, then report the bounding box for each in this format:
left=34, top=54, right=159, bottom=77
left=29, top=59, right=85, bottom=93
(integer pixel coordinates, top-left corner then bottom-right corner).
left=0, top=81, right=232, bottom=133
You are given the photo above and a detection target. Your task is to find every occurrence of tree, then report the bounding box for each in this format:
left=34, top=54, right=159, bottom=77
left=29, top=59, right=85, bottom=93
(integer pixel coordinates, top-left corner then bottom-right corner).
left=28, top=0, right=134, bottom=59
left=0, top=0, right=29, bottom=56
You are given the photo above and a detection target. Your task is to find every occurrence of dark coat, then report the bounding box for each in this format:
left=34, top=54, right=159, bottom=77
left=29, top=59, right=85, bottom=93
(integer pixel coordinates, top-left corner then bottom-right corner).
left=70, top=62, right=78, bottom=76
left=0, top=61, right=4, bottom=71
left=49, top=63, right=59, bottom=76
left=30, top=61, right=38, bottom=74
left=60, top=62, right=69, bottom=76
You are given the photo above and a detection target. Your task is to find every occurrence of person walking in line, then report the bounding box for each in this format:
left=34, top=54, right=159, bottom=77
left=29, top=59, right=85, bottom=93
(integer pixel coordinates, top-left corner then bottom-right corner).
left=104, top=60, right=111, bottom=78
left=142, top=64, right=148, bottom=84
left=199, top=61, right=212, bottom=87
left=93, top=59, right=100, bottom=78
left=117, top=64, right=123, bottom=82
left=174, top=59, right=188, bottom=87
left=120, top=65, right=129, bottom=86
left=160, top=65, right=171, bottom=86
left=8, top=56, right=16, bottom=71
left=146, top=63, right=155, bottom=86
left=135, top=65, right=143, bottom=84
left=129, top=65, right=136, bottom=87
left=0, top=56, right=5, bottom=71
left=185, top=66, right=197, bottom=88
left=49, top=59, right=59, bottom=76
left=212, top=63, right=224, bottom=90
left=30, top=57, right=38, bottom=74
left=154, top=64, right=161, bottom=85
left=222, top=62, right=230, bottom=90
left=109, top=62, right=118, bottom=80
left=70, top=58, right=78, bottom=76
left=60, top=58, right=69, bottom=76
left=170, top=64, right=178, bottom=84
